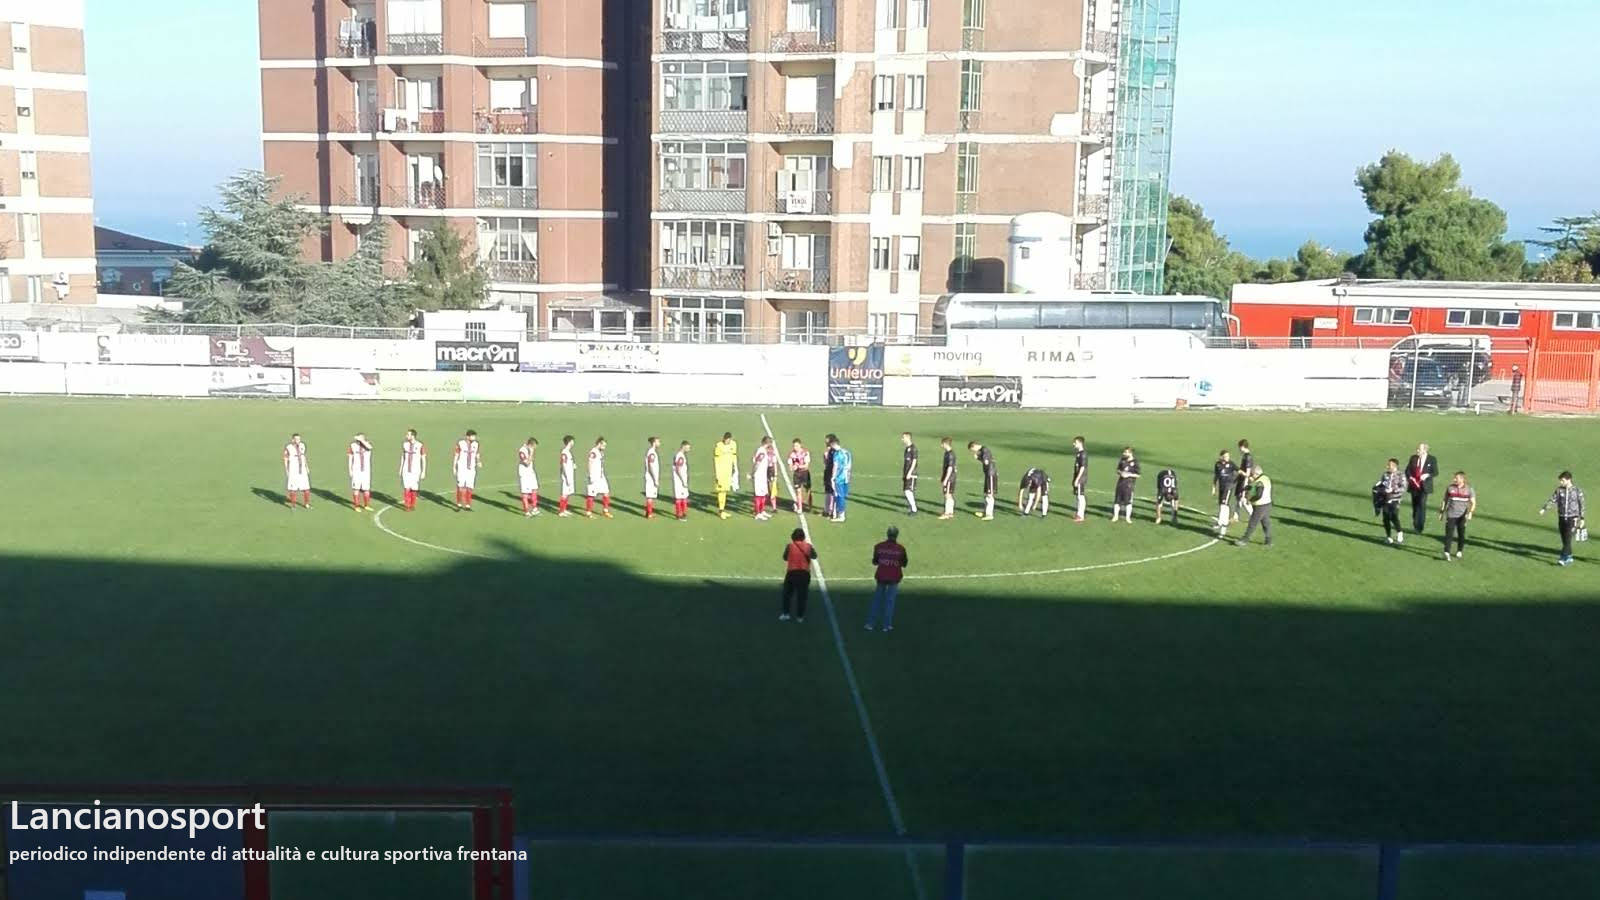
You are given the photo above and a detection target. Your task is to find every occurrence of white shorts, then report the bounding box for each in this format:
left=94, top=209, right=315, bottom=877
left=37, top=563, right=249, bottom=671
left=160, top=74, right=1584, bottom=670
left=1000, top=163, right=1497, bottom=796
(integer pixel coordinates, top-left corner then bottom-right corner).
left=673, top=481, right=690, bottom=501
left=560, top=474, right=575, bottom=497
left=587, top=477, right=610, bottom=497
left=350, top=472, right=371, bottom=492
left=455, top=468, right=477, bottom=489
left=754, top=474, right=770, bottom=497
left=643, top=478, right=659, bottom=500
left=519, top=469, right=538, bottom=494
left=286, top=472, right=310, bottom=492
left=402, top=471, right=421, bottom=491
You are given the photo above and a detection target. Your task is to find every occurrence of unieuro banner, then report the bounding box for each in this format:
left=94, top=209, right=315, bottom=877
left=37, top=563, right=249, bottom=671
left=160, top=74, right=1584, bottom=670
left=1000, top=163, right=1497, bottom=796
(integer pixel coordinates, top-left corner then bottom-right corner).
left=938, top=376, right=1024, bottom=408
left=207, top=366, right=293, bottom=397
left=828, top=344, right=885, bottom=406
left=577, top=341, right=661, bottom=373
left=435, top=340, right=520, bottom=372
left=210, top=335, right=293, bottom=367
left=0, top=331, right=40, bottom=361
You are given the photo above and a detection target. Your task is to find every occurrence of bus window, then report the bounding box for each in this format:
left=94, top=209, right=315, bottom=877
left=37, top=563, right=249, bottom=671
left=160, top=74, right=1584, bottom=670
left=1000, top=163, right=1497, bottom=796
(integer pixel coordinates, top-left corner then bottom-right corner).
left=1084, top=302, right=1127, bottom=328
left=947, top=302, right=996, bottom=329
left=1169, top=302, right=1211, bottom=331
left=1039, top=302, right=1085, bottom=328
left=994, top=303, right=1040, bottom=329
left=1127, top=303, right=1172, bottom=328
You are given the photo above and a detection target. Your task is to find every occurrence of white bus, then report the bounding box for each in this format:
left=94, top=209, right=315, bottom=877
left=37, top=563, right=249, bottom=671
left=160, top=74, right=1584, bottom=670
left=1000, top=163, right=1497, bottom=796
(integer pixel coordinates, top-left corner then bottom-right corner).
left=931, top=291, right=1234, bottom=353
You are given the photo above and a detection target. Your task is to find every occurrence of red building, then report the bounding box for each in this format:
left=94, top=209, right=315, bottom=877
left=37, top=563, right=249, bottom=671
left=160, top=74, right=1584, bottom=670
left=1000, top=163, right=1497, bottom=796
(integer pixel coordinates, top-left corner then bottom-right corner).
left=1231, top=278, right=1600, bottom=351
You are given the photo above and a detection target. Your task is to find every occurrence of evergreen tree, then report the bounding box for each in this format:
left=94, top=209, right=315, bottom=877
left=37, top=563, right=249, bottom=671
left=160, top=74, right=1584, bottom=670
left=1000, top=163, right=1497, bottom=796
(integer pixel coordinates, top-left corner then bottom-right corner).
left=1351, top=152, right=1524, bottom=281
left=405, top=220, right=488, bottom=311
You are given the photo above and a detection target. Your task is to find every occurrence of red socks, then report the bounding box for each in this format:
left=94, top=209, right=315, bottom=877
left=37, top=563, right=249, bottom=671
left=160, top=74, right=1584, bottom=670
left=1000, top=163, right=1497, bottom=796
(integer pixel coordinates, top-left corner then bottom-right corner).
left=585, top=497, right=594, bottom=513
left=531, top=492, right=538, bottom=511
left=559, top=497, right=569, bottom=513
left=465, top=487, right=473, bottom=505
left=403, top=489, right=417, bottom=510
left=602, top=495, right=611, bottom=512
left=645, top=499, right=655, bottom=517
left=755, top=496, right=766, bottom=515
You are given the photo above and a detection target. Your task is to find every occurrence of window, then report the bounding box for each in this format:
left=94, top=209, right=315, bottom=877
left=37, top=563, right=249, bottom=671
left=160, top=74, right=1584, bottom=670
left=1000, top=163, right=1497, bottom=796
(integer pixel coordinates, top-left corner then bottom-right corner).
left=873, top=74, right=895, bottom=111
left=871, top=237, right=892, bottom=271
left=15, top=86, right=32, bottom=117
left=20, top=150, right=37, bottom=179
left=26, top=275, right=43, bottom=303
left=779, top=232, right=815, bottom=270
left=1039, top=302, right=1086, bottom=328
left=876, top=0, right=899, bottom=29
left=396, top=76, right=441, bottom=111
left=872, top=156, right=894, bottom=192
left=1084, top=302, right=1128, bottom=328
left=786, top=0, right=823, bottom=31
left=387, top=0, right=441, bottom=34
left=489, top=78, right=532, bottom=111
left=900, top=236, right=921, bottom=272
left=1445, top=308, right=1519, bottom=328
left=907, top=0, right=928, bottom=27
left=896, top=312, right=919, bottom=340
left=1352, top=306, right=1412, bottom=325
left=20, top=213, right=40, bottom=243
left=900, top=155, right=923, bottom=191
left=660, top=221, right=746, bottom=268
left=661, top=141, right=748, bottom=191
left=962, top=0, right=984, bottom=28
left=355, top=152, right=378, bottom=203
left=662, top=296, right=746, bottom=343
left=476, top=143, right=538, bottom=206
left=959, top=60, right=982, bottom=111
left=904, top=75, right=925, bottom=110
left=476, top=217, right=538, bottom=261
left=780, top=307, right=829, bottom=344
left=868, top=312, right=893, bottom=337
left=665, top=0, right=749, bottom=30
left=487, top=2, right=527, bottom=38
left=956, top=142, right=979, bottom=193
left=99, top=268, right=123, bottom=288
left=1554, top=311, right=1600, bottom=331
left=953, top=221, right=977, bottom=288
left=662, top=61, right=750, bottom=112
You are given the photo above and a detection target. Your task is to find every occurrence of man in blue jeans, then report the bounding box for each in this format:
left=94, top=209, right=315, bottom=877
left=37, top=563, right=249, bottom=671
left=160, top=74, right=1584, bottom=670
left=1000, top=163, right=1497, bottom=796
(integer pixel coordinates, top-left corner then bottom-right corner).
left=866, top=526, right=908, bottom=632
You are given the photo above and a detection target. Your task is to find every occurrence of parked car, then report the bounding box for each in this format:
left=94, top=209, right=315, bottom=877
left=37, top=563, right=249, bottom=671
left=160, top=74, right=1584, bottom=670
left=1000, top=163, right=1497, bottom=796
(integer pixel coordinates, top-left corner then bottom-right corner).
left=1389, top=356, right=1458, bottom=408
left=1391, top=336, right=1493, bottom=386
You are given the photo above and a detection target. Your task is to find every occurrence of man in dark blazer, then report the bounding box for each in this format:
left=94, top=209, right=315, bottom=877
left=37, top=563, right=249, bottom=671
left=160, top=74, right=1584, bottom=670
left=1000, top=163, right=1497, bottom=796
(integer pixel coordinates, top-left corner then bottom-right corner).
left=1406, top=442, right=1438, bottom=534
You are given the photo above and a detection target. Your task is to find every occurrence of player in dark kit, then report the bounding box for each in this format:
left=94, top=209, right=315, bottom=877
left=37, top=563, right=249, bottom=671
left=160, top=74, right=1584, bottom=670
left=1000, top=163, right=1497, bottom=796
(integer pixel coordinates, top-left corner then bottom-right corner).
left=1234, top=439, right=1254, bottom=523
left=1112, top=446, right=1140, bottom=523
left=1071, top=436, right=1088, bottom=522
left=901, top=432, right=919, bottom=515
left=1212, top=449, right=1239, bottom=534
left=1017, top=467, right=1051, bottom=517
left=968, top=440, right=997, bottom=520
left=822, top=433, right=838, bottom=517
left=938, top=437, right=957, bottom=520
left=1154, top=467, right=1180, bottom=525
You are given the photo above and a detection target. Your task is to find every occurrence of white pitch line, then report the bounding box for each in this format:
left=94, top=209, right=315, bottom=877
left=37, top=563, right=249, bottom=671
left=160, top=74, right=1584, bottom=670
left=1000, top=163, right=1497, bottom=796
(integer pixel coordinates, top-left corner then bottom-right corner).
left=760, top=413, right=925, bottom=900
left=372, top=504, right=496, bottom=559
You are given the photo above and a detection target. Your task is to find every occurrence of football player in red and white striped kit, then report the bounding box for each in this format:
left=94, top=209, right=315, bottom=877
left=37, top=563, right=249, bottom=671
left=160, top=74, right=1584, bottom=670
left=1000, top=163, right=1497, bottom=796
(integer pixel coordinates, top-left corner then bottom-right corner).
left=283, top=433, right=311, bottom=509
left=752, top=438, right=774, bottom=519
left=789, top=439, right=812, bottom=513
left=346, top=432, right=373, bottom=511
left=585, top=437, right=612, bottom=519
left=452, top=429, right=482, bottom=511
left=517, top=437, right=540, bottom=517
left=557, top=435, right=576, bottom=517
left=399, top=429, right=426, bottom=511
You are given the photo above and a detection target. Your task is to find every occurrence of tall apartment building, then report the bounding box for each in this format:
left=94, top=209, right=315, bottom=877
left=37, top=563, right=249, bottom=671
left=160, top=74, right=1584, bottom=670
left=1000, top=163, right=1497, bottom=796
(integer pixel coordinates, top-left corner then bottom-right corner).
left=259, top=0, right=644, bottom=332
left=0, top=0, right=96, bottom=304
left=651, top=0, right=1179, bottom=342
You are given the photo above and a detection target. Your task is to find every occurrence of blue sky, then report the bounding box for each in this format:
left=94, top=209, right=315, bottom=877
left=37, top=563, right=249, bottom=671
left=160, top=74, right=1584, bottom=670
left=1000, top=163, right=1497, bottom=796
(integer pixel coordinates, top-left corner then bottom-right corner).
left=86, top=0, right=1600, bottom=257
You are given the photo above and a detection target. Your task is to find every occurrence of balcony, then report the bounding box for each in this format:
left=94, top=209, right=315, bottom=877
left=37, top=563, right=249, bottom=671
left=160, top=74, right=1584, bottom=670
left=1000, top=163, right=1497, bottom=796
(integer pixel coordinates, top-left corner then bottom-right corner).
left=961, top=27, right=983, bottom=51
left=769, top=110, right=834, bottom=136
left=958, top=110, right=981, bottom=132
left=765, top=267, right=831, bottom=294
left=476, top=186, right=539, bottom=209
left=770, top=187, right=833, bottom=215
left=385, top=109, right=446, bottom=134
left=338, top=184, right=380, bottom=206
left=332, top=18, right=376, bottom=57
left=1077, top=194, right=1109, bottom=218
left=657, top=188, right=748, bottom=214
left=486, top=258, right=539, bottom=283
left=1083, top=112, right=1114, bottom=137
left=1074, top=271, right=1107, bottom=290
left=659, top=109, right=748, bottom=134
left=1085, top=30, right=1119, bottom=55
left=385, top=182, right=447, bottom=209
left=658, top=28, right=749, bottom=53
left=386, top=32, right=443, bottom=55
left=472, top=36, right=536, bottom=58
left=769, top=29, right=837, bottom=53
left=475, top=108, right=539, bottom=134
left=335, top=110, right=380, bottom=133
left=658, top=266, right=748, bottom=291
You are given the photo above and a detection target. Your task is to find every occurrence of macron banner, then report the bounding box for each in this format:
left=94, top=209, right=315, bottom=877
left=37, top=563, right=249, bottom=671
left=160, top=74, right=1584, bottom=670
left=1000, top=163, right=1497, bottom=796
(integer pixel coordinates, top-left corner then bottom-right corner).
left=937, top=376, right=1024, bottom=408
left=434, top=340, right=520, bottom=372
left=827, top=344, right=885, bottom=406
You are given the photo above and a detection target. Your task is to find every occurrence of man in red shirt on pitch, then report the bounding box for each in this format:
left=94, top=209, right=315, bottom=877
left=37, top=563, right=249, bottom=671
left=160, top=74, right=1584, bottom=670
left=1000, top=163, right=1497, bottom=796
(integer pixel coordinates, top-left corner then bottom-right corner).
left=865, top=526, right=909, bottom=632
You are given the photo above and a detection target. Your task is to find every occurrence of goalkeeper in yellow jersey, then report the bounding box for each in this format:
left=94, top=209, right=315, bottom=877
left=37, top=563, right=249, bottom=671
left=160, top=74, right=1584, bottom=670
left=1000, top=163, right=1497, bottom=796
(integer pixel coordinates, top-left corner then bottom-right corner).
left=713, top=431, right=739, bottom=520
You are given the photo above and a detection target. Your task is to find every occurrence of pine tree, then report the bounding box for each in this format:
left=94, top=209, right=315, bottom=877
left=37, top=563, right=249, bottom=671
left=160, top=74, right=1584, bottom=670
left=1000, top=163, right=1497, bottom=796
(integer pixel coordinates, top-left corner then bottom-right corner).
left=405, top=220, right=488, bottom=311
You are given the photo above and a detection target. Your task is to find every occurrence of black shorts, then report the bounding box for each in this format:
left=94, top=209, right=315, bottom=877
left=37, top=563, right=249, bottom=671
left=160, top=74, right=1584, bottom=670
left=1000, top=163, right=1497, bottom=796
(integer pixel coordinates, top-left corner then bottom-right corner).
left=794, top=469, right=811, bottom=489
left=1115, top=480, right=1135, bottom=505
left=1217, top=486, right=1235, bottom=504
left=942, top=475, right=956, bottom=494
left=1158, top=491, right=1178, bottom=504
left=823, top=476, right=834, bottom=495
left=1073, top=476, right=1086, bottom=497
left=983, top=473, right=998, bottom=494
left=903, top=475, right=917, bottom=491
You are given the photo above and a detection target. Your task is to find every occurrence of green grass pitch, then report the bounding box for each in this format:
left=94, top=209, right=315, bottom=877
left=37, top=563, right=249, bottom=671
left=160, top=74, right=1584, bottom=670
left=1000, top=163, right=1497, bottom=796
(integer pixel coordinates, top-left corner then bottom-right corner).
left=1, top=397, right=1597, bottom=897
